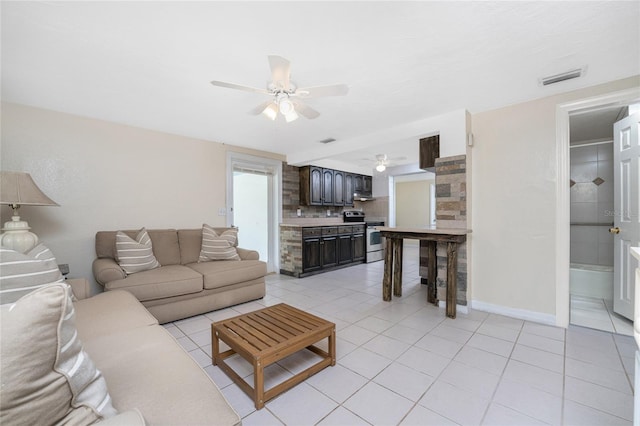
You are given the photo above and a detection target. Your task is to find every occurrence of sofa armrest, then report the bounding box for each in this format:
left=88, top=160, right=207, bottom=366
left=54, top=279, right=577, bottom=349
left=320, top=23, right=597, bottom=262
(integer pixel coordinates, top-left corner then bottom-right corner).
left=236, top=247, right=259, bottom=260
left=97, top=410, right=146, bottom=426
left=92, top=258, right=126, bottom=286
left=67, top=278, right=91, bottom=300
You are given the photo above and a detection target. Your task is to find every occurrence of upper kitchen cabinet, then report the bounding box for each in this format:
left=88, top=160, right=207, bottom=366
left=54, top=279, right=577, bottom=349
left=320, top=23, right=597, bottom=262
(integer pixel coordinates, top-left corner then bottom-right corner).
left=300, top=166, right=323, bottom=205
left=344, top=173, right=354, bottom=207
left=322, top=168, right=334, bottom=205
left=300, top=166, right=370, bottom=207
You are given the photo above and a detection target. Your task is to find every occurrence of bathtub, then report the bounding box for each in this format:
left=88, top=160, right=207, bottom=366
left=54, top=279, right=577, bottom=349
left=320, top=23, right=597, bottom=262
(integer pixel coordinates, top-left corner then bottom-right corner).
left=570, top=263, right=613, bottom=299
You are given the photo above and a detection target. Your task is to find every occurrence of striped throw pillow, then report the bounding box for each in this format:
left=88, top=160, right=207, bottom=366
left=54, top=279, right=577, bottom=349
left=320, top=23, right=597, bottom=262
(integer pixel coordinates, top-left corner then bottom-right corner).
left=115, top=228, right=160, bottom=274
left=198, top=224, right=240, bottom=261
left=0, top=283, right=117, bottom=424
left=0, top=244, right=65, bottom=305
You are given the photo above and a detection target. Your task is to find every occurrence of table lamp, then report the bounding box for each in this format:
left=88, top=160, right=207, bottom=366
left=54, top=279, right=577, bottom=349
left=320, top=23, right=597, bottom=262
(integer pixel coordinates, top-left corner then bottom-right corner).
left=0, top=171, right=59, bottom=253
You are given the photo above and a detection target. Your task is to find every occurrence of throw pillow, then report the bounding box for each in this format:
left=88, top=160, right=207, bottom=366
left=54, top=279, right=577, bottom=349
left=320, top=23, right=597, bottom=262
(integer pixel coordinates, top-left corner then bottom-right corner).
left=115, top=228, right=160, bottom=274
left=0, top=283, right=118, bottom=425
left=0, top=243, right=65, bottom=305
left=198, top=224, right=240, bottom=261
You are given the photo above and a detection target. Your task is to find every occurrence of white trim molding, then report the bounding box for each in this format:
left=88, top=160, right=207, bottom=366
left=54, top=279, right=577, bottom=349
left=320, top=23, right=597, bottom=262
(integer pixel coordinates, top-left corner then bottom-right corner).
left=471, top=300, right=556, bottom=326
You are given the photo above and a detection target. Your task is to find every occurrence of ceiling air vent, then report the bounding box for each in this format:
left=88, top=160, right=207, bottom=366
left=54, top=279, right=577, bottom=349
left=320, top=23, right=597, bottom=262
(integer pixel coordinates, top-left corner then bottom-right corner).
left=540, top=68, right=584, bottom=86
left=318, top=138, right=336, bottom=144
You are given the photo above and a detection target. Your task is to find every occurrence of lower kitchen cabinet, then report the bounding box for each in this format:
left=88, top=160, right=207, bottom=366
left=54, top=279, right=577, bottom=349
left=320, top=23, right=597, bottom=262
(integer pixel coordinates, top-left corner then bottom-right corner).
left=285, top=224, right=366, bottom=277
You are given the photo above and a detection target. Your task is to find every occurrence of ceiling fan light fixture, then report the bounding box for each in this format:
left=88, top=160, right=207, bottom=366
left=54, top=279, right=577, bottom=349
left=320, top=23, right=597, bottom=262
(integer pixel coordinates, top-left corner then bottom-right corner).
left=262, top=103, right=278, bottom=120
left=278, top=97, right=294, bottom=115
left=376, top=163, right=386, bottom=172
left=284, top=109, right=299, bottom=123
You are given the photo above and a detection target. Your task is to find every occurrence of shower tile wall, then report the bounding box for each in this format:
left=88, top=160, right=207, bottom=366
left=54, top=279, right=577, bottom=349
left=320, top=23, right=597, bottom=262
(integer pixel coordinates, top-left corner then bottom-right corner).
left=570, top=143, right=614, bottom=266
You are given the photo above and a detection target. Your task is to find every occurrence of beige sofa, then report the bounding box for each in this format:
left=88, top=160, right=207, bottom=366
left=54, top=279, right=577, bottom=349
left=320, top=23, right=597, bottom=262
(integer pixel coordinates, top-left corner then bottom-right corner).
left=93, top=228, right=267, bottom=323
left=74, top=278, right=241, bottom=425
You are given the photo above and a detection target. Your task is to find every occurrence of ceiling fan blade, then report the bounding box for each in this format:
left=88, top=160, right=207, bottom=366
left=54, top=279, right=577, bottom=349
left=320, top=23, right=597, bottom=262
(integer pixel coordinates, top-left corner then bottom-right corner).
left=295, top=84, right=349, bottom=98
left=293, top=101, right=320, bottom=119
left=268, top=55, right=291, bottom=90
left=249, top=100, right=274, bottom=115
left=210, top=80, right=270, bottom=95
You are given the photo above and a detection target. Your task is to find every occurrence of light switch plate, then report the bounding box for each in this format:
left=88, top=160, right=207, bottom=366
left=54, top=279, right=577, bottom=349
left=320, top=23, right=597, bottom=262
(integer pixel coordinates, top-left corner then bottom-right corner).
left=218, top=208, right=226, bottom=216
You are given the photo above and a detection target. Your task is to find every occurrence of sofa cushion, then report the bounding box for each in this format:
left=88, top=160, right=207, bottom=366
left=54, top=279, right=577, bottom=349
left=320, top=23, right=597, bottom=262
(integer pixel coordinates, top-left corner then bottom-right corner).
left=198, top=224, right=240, bottom=262
left=178, top=227, right=240, bottom=265
left=116, top=228, right=161, bottom=274
left=104, top=265, right=203, bottom=302
left=96, top=229, right=181, bottom=266
left=80, top=325, right=241, bottom=426
left=188, top=259, right=267, bottom=290
left=0, top=244, right=65, bottom=304
left=74, top=290, right=158, bottom=341
left=0, top=284, right=117, bottom=425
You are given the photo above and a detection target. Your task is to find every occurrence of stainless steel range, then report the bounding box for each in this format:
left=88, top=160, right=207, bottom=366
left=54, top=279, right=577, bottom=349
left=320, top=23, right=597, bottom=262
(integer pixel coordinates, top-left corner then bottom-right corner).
left=343, top=211, right=385, bottom=263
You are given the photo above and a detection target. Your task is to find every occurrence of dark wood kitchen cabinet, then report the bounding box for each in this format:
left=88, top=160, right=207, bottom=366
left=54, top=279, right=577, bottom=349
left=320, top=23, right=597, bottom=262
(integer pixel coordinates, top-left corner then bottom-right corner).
left=302, top=228, right=322, bottom=273
left=352, top=226, right=366, bottom=262
left=299, top=166, right=323, bottom=206
left=337, top=226, right=353, bottom=264
left=333, top=170, right=345, bottom=206
left=294, top=224, right=366, bottom=277
left=300, top=166, right=368, bottom=207
left=322, top=169, right=334, bottom=205
left=344, top=173, right=354, bottom=207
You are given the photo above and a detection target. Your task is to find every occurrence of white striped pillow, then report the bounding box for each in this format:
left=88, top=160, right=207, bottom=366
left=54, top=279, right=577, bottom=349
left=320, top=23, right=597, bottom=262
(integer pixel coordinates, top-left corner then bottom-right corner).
left=0, top=244, right=65, bottom=305
left=0, top=283, right=117, bottom=424
left=115, top=228, right=160, bottom=274
left=198, top=224, right=240, bottom=261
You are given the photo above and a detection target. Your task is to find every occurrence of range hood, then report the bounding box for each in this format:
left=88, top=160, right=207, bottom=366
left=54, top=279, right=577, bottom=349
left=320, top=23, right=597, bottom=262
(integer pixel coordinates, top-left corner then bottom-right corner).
left=353, top=191, right=374, bottom=202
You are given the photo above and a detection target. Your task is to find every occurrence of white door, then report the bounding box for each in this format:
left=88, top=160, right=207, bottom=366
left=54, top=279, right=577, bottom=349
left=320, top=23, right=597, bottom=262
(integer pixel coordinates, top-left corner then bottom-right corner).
left=613, top=112, right=640, bottom=320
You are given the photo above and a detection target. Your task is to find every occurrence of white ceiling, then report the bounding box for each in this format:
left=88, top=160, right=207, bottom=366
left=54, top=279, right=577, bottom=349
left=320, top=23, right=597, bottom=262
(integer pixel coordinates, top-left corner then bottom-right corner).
left=2, top=1, right=639, bottom=173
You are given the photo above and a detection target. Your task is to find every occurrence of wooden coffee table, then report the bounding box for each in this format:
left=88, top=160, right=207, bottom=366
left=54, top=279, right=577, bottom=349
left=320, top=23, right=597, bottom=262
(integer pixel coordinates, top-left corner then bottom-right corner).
left=211, top=303, right=336, bottom=409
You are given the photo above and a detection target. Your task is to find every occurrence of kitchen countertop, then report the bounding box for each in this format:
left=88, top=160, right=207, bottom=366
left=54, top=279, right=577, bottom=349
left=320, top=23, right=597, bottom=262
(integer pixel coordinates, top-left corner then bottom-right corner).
left=375, top=226, right=471, bottom=235
left=280, top=219, right=365, bottom=227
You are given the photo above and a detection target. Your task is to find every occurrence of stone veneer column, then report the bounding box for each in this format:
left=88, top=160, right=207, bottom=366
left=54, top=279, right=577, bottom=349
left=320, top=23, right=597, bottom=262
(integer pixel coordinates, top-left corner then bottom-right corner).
left=419, top=154, right=468, bottom=305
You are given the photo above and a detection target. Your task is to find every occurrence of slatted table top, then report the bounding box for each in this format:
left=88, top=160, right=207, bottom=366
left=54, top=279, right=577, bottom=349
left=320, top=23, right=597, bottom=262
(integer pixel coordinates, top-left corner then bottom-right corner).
left=213, top=303, right=334, bottom=358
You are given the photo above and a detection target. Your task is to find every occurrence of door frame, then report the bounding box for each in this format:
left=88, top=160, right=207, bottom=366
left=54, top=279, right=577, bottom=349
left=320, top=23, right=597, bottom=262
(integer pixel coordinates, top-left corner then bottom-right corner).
left=555, top=87, right=640, bottom=327
left=226, top=152, right=282, bottom=273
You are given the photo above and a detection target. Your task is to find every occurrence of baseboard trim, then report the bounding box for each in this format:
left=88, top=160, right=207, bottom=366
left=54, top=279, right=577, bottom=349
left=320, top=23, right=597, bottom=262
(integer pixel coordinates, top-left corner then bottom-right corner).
left=437, top=301, right=469, bottom=315
left=470, top=300, right=557, bottom=326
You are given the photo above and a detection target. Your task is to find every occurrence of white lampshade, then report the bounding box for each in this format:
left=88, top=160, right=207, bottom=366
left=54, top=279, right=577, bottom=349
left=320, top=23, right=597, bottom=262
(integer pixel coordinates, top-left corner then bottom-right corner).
left=0, top=171, right=58, bottom=253
left=278, top=98, right=294, bottom=115
left=284, top=109, right=299, bottom=123
left=262, top=103, right=278, bottom=121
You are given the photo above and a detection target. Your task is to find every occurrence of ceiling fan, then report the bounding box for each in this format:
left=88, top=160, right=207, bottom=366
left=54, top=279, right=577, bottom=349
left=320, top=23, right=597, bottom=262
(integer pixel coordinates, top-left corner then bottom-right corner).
left=210, top=55, right=349, bottom=123
left=364, top=154, right=407, bottom=172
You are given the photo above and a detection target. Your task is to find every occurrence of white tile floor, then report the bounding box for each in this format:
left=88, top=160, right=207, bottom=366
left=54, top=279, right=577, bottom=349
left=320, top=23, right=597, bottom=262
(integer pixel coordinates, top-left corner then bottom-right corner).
left=163, top=246, right=636, bottom=425
left=570, top=294, right=633, bottom=336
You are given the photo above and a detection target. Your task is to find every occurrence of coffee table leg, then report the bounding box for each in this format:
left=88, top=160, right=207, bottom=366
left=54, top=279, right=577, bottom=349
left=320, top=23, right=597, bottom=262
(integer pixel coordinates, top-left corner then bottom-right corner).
left=254, top=359, right=265, bottom=409
left=329, top=328, right=336, bottom=366
left=211, top=325, right=219, bottom=365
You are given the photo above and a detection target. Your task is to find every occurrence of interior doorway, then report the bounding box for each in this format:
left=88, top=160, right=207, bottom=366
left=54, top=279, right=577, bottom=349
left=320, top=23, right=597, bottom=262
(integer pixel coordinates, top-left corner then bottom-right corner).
left=556, top=87, right=640, bottom=330
left=227, top=153, right=282, bottom=273
left=568, top=107, right=632, bottom=335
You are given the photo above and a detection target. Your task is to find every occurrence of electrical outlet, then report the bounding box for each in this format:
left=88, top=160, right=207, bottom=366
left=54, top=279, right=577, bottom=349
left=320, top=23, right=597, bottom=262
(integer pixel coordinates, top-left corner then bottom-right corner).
left=218, top=208, right=226, bottom=216
left=297, top=208, right=302, bottom=217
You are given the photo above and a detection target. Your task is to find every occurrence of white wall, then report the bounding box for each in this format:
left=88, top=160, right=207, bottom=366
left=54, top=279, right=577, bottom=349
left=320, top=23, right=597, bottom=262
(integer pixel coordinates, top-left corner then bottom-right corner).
left=471, top=76, right=639, bottom=319
left=0, top=102, right=283, bottom=294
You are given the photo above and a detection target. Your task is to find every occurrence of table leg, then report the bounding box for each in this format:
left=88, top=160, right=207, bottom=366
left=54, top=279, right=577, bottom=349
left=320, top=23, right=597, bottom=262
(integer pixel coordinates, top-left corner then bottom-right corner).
left=254, top=359, right=265, bottom=409
left=383, top=237, right=394, bottom=301
left=393, top=239, right=403, bottom=297
left=427, top=241, right=437, bottom=305
left=211, top=325, right=219, bottom=365
left=446, top=242, right=458, bottom=319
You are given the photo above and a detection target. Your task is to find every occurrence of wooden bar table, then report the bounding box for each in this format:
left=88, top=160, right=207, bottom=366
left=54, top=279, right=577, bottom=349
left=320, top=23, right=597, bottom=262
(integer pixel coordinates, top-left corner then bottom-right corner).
left=377, top=226, right=471, bottom=318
